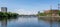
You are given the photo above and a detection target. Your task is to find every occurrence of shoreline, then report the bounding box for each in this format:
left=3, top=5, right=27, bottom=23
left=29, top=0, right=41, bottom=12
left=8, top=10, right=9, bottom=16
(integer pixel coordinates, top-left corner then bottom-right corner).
left=38, top=16, right=60, bottom=22
left=38, top=16, right=60, bottom=17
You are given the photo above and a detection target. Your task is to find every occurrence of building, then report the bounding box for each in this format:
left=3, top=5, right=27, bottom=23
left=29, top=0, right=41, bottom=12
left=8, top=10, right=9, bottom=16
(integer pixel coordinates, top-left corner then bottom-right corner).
left=44, top=10, right=59, bottom=16
left=38, top=11, right=40, bottom=14
left=1, top=7, right=7, bottom=12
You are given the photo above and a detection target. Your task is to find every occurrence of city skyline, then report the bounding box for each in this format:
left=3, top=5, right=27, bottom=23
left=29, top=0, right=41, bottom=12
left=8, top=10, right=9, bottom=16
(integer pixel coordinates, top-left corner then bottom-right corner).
left=0, top=0, right=59, bottom=15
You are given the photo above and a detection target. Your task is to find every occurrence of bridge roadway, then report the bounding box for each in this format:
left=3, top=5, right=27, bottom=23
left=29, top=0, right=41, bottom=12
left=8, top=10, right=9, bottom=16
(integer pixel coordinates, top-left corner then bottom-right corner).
left=19, top=15, right=37, bottom=17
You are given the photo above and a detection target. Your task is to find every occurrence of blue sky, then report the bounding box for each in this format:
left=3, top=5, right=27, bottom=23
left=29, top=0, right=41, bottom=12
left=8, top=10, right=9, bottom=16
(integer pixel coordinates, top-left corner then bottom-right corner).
left=0, top=0, right=59, bottom=15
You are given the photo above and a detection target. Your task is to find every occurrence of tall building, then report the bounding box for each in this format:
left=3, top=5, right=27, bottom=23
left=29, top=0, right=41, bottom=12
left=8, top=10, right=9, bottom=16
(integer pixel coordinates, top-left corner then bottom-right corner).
left=38, top=11, right=40, bottom=14
left=1, top=7, right=7, bottom=12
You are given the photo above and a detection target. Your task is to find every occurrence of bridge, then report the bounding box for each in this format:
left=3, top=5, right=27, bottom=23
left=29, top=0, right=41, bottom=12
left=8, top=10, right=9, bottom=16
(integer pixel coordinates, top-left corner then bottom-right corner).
left=19, top=15, right=37, bottom=17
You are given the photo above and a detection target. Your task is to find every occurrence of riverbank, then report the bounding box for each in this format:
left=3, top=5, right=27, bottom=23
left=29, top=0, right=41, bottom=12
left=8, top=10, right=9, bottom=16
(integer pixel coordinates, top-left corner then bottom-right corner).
left=38, top=16, right=60, bottom=22
left=38, top=16, right=60, bottom=17
left=0, top=12, right=19, bottom=20
left=0, top=12, right=19, bottom=17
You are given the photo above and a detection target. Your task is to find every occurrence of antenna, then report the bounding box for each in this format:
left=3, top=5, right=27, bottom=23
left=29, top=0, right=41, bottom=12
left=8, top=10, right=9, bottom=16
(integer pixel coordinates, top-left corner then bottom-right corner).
left=50, top=4, right=53, bottom=27
left=50, top=5, right=52, bottom=10
left=57, top=0, right=60, bottom=27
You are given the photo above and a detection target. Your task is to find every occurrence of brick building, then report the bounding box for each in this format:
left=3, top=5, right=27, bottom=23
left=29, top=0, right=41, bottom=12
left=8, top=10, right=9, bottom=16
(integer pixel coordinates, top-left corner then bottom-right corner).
left=44, top=10, right=59, bottom=16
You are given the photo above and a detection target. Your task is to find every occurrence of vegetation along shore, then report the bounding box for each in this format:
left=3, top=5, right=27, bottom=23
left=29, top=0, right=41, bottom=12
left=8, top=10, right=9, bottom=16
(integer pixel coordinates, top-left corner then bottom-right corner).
left=37, top=10, right=60, bottom=22
left=0, top=12, right=19, bottom=17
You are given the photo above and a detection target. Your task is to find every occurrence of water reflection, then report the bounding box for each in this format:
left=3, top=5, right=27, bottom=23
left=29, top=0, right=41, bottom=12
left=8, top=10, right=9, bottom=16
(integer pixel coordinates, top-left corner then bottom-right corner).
left=38, top=17, right=60, bottom=27
left=0, top=17, right=60, bottom=27
left=1, top=17, right=7, bottom=27
left=0, top=17, right=17, bottom=27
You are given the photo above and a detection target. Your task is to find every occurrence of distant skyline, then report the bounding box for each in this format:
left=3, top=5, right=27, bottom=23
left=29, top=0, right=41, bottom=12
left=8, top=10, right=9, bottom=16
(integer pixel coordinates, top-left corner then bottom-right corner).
left=0, top=0, right=60, bottom=15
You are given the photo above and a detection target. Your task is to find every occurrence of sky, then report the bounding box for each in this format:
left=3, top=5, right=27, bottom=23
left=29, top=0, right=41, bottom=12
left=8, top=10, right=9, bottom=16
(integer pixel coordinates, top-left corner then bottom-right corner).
left=0, top=0, right=59, bottom=15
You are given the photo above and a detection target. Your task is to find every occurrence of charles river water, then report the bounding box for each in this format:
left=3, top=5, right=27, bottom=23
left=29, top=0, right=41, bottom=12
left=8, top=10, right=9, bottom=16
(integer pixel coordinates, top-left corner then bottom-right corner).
left=0, top=16, right=60, bottom=27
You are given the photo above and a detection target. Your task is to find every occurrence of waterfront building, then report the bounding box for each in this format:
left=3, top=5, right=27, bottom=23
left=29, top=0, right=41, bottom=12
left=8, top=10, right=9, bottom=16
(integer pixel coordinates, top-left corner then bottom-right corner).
left=1, top=7, right=7, bottom=12
left=44, top=9, right=59, bottom=16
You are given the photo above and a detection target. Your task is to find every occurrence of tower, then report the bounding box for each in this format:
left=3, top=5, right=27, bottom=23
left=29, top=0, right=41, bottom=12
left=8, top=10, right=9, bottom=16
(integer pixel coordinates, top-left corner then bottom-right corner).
left=1, top=7, right=7, bottom=12
left=38, top=11, right=40, bottom=14
left=58, top=3, right=60, bottom=10
left=58, top=0, right=60, bottom=16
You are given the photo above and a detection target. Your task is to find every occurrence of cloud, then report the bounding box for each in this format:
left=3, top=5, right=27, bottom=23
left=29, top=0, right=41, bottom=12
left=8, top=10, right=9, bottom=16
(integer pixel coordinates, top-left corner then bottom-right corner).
left=0, top=9, right=1, bottom=11
left=14, top=9, right=37, bottom=15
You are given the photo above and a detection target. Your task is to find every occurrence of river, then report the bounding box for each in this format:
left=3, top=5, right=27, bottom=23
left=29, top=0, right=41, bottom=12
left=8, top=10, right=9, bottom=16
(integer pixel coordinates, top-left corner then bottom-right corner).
left=0, top=16, right=60, bottom=27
